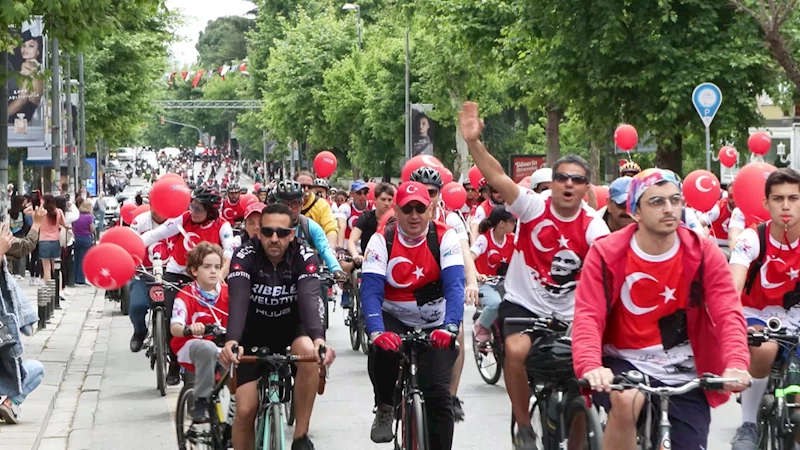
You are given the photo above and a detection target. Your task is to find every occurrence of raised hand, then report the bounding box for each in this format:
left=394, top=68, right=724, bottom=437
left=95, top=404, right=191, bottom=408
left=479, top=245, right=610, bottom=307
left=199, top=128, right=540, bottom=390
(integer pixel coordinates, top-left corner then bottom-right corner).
left=458, top=102, right=485, bottom=143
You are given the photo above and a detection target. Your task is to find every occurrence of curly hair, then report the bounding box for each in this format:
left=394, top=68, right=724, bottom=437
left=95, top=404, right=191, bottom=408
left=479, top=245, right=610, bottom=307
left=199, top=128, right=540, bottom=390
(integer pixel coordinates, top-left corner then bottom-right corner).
left=185, top=242, right=224, bottom=279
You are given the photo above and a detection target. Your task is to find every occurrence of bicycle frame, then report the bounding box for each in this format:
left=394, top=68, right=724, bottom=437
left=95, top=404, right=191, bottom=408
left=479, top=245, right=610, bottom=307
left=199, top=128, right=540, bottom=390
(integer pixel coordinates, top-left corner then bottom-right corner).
left=257, top=371, right=287, bottom=449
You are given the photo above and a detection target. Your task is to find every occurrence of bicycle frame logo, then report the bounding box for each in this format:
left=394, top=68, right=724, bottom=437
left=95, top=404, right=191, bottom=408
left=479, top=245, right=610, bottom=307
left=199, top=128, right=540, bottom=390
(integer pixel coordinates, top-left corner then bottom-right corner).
left=149, top=286, right=165, bottom=302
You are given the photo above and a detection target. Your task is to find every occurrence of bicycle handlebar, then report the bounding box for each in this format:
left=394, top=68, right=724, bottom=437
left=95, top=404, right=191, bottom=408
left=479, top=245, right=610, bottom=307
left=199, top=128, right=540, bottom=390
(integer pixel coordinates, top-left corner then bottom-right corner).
left=233, top=344, right=328, bottom=395
left=182, top=324, right=226, bottom=337
left=504, top=317, right=570, bottom=333
left=748, top=330, right=800, bottom=346
left=576, top=371, right=746, bottom=395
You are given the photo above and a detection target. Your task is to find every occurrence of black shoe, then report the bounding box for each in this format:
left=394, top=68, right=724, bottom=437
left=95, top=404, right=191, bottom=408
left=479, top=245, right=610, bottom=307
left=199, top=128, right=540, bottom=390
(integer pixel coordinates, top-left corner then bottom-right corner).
left=191, top=398, right=210, bottom=423
left=129, top=333, right=146, bottom=353
left=166, top=363, right=181, bottom=386
left=452, top=396, right=465, bottom=422
left=291, top=435, right=315, bottom=450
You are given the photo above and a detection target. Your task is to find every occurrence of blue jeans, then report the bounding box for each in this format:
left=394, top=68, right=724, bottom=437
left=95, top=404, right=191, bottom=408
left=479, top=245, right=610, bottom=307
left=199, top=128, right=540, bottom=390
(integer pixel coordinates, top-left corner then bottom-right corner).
left=477, top=284, right=502, bottom=328
left=73, top=236, right=93, bottom=284
left=0, top=359, right=44, bottom=404
left=129, top=277, right=151, bottom=336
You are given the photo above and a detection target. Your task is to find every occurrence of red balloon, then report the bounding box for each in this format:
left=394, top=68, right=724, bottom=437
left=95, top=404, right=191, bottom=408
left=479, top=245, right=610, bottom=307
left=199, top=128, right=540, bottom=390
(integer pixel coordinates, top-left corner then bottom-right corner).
left=131, top=204, right=151, bottom=223
left=748, top=132, right=771, bottom=156
left=401, top=155, right=445, bottom=182
left=683, top=170, right=721, bottom=213
left=100, top=227, right=146, bottom=265
left=120, top=203, right=138, bottom=225
left=614, top=124, right=639, bottom=151
left=440, top=167, right=454, bottom=185
left=718, top=146, right=738, bottom=168
left=366, top=182, right=377, bottom=201
left=84, top=243, right=137, bottom=290
left=239, top=193, right=259, bottom=209
left=314, top=151, right=338, bottom=178
left=150, top=177, right=191, bottom=219
left=732, top=162, right=777, bottom=226
left=441, top=182, right=467, bottom=210
left=593, top=185, right=609, bottom=209
left=253, top=183, right=262, bottom=193
left=468, top=165, right=485, bottom=189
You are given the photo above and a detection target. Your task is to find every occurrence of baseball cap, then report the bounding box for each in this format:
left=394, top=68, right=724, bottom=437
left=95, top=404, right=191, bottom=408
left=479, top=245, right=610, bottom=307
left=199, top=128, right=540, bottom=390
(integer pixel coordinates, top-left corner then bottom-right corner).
left=395, top=181, right=431, bottom=207
left=350, top=180, right=368, bottom=192
left=628, top=168, right=682, bottom=216
left=244, top=202, right=265, bottom=219
left=608, top=176, right=632, bottom=205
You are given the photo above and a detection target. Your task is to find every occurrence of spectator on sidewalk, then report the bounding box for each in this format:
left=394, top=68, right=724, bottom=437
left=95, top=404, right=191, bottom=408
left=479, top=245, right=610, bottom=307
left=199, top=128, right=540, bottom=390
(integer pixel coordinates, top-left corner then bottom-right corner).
left=0, top=223, right=44, bottom=425
left=72, top=201, right=95, bottom=286
left=56, top=196, right=78, bottom=287
left=8, top=195, right=33, bottom=277
left=92, top=193, right=107, bottom=240
left=37, top=194, right=65, bottom=285
left=6, top=207, right=45, bottom=262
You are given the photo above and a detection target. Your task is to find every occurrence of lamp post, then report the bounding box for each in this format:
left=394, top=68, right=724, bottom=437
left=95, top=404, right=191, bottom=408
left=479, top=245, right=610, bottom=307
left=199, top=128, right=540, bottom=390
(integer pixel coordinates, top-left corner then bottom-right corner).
left=342, top=3, right=361, bottom=51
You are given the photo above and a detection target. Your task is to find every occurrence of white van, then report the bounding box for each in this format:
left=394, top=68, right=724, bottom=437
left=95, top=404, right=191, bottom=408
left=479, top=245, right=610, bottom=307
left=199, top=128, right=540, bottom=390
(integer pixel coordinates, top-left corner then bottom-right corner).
left=115, top=147, right=135, bottom=162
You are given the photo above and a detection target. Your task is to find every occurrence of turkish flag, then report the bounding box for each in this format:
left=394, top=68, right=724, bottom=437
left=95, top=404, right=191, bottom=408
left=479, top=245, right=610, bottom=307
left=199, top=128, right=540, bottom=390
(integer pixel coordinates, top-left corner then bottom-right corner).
left=191, top=70, right=205, bottom=87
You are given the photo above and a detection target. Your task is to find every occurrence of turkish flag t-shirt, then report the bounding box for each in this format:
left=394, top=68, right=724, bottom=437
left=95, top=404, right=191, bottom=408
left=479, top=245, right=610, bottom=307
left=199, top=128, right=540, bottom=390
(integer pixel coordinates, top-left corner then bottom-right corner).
left=603, top=236, right=695, bottom=385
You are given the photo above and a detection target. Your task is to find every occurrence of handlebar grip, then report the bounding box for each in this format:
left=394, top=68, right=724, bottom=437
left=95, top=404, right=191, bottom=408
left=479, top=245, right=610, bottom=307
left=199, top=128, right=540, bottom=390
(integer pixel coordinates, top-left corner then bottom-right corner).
left=318, top=366, right=327, bottom=395
left=183, top=327, right=192, bottom=336
left=576, top=378, right=591, bottom=388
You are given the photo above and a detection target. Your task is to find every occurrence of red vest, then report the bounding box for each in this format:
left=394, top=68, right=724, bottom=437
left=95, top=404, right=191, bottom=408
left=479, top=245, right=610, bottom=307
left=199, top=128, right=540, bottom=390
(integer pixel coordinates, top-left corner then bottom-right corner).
left=741, top=221, right=800, bottom=310
left=170, top=211, right=228, bottom=267
left=475, top=232, right=515, bottom=276
left=383, top=222, right=447, bottom=303
left=710, top=198, right=733, bottom=243
left=221, top=198, right=244, bottom=222
left=345, top=201, right=372, bottom=239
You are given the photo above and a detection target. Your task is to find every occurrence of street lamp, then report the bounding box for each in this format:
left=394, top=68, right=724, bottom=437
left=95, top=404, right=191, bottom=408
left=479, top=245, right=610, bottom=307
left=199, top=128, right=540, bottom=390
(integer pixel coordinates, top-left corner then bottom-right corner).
left=342, top=3, right=361, bottom=51
left=778, top=141, right=791, bottom=164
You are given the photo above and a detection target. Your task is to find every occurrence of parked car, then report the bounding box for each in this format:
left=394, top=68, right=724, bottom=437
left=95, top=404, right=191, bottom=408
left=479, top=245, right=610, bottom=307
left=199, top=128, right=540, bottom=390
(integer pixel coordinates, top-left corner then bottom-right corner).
left=116, top=183, right=148, bottom=205
left=113, top=147, right=136, bottom=162
left=90, top=196, right=120, bottom=226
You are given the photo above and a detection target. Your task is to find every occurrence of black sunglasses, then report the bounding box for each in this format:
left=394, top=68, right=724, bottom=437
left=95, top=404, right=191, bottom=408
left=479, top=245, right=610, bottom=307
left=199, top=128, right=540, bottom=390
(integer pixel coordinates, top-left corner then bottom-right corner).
left=553, top=172, right=588, bottom=185
left=301, top=184, right=314, bottom=190
left=400, top=203, right=428, bottom=215
left=260, top=226, right=293, bottom=238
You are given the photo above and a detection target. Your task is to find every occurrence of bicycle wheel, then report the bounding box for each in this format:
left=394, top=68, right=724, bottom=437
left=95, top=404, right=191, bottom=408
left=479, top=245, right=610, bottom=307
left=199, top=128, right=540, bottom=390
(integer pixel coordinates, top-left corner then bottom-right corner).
left=403, top=392, right=429, bottom=450
left=176, top=385, right=194, bottom=450
left=510, top=394, right=546, bottom=449
left=120, top=282, right=131, bottom=315
left=472, top=326, right=501, bottom=385
left=255, top=405, right=268, bottom=450
left=284, top=397, right=295, bottom=426
left=565, top=395, right=603, bottom=449
left=269, top=403, right=284, bottom=450
left=349, top=295, right=361, bottom=351
left=154, top=308, right=168, bottom=396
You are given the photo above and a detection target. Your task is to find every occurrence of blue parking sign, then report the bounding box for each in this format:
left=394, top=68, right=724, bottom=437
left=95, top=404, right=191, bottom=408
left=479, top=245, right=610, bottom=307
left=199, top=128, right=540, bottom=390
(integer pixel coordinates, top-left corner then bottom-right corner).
left=692, top=83, right=722, bottom=127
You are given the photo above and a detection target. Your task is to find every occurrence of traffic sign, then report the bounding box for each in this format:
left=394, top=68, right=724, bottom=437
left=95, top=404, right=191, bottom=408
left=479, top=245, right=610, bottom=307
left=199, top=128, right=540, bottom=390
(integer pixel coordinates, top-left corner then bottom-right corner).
left=692, top=83, right=722, bottom=127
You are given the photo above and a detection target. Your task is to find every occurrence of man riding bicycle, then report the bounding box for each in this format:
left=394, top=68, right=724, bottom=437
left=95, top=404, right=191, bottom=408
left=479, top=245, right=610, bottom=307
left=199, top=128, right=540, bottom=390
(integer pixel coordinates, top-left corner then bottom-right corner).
left=573, top=168, right=750, bottom=450
left=361, top=181, right=465, bottom=450
left=337, top=180, right=375, bottom=308
left=347, top=182, right=395, bottom=264
left=294, top=170, right=338, bottom=248
left=221, top=182, right=245, bottom=225
left=222, top=203, right=336, bottom=450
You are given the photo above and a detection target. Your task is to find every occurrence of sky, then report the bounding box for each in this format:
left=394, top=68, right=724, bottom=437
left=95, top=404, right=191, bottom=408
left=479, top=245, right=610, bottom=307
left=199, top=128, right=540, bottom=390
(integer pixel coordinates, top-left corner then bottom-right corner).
left=166, top=0, right=254, bottom=67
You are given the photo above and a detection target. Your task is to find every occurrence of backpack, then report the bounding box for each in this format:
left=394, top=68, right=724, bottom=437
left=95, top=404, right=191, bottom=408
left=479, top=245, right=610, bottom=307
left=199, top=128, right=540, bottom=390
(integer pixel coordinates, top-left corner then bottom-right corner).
left=384, top=221, right=442, bottom=270
left=295, top=215, right=314, bottom=251
left=743, top=222, right=768, bottom=296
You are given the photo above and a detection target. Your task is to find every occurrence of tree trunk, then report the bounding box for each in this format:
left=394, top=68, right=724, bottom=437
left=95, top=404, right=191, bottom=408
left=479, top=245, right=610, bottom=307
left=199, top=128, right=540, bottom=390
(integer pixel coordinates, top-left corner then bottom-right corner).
left=590, top=141, right=602, bottom=184
left=655, top=134, right=683, bottom=174
left=764, top=30, right=800, bottom=94
left=545, top=104, right=563, bottom=166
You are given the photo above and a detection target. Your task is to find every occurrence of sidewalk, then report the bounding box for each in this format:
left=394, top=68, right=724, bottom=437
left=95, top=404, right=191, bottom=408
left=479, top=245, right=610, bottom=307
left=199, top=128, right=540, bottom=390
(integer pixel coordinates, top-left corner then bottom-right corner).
left=0, top=279, right=106, bottom=450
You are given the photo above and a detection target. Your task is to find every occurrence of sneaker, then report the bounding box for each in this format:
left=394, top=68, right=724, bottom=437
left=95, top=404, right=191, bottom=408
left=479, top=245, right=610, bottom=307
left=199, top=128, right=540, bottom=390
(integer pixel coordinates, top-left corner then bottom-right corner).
left=513, top=425, right=539, bottom=450
left=130, top=333, right=146, bottom=353
left=731, top=422, right=759, bottom=450
left=191, top=398, right=210, bottom=423
left=291, top=435, right=315, bottom=450
left=370, top=404, right=394, bottom=443
left=0, top=396, right=21, bottom=424
left=452, top=396, right=465, bottom=422
left=341, top=292, right=352, bottom=309
left=473, top=323, right=491, bottom=343
left=166, top=363, right=181, bottom=386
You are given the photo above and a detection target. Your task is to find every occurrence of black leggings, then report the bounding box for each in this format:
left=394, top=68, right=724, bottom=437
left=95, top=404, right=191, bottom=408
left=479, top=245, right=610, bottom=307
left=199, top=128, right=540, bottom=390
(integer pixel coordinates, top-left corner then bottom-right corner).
left=367, top=312, right=458, bottom=450
left=164, top=272, right=192, bottom=367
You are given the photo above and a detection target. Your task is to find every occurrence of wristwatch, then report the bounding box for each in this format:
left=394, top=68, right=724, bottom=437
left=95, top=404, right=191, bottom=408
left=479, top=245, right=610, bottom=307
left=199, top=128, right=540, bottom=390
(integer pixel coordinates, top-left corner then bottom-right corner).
left=444, top=323, right=460, bottom=335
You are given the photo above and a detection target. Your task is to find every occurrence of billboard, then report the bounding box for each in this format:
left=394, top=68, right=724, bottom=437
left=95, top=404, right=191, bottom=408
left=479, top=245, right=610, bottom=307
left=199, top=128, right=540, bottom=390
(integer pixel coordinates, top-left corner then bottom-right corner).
left=509, top=154, right=547, bottom=183
left=411, top=104, right=435, bottom=157
left=86, top=157, right=98, bottom=197
left=7, top=17, right=46, bottom=148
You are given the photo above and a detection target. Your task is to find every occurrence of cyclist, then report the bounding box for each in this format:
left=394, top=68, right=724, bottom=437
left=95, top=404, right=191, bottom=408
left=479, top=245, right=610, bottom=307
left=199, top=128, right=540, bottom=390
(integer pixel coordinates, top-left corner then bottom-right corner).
left=347, top=182, right=395, bottom=263
left=294, top=170, right=338, bottom=247
left=242, top=202, right=265, bottom=240
left=222, top=203, right=336, bottom=450
left=530, top=168, right=553, bottom=194
left=595, top=176, right=635, bottom=232
left=459, top=180, right=480, bottom=216
left=411, top=166, right=478, bottom=421
left=221, top=182, right=245, bottom=224
left=471, top=206, right=516, bottom=342
left=573, top=168, right=750, bottom=450
left=699, top=183, right=737, bottom=257
left=170, top=242, right=229, bottom=422
left=127, top=208, right=170, bottom=353
left=140, top=187, right=236, bottom=385
left=619, top=159, right=641, bottom=177
left=256, top=186, right=268, bottom=204
left=312, top=178, right=330, bottom=200
left=468, top=180, right=505, bottom=239
left=459, top=101, right=610, bottom=449
left=729, top=168, right=800, bottom=450
left=362, top=181, right=465, bottom=450
left=337, top=180, right=375, bottom=308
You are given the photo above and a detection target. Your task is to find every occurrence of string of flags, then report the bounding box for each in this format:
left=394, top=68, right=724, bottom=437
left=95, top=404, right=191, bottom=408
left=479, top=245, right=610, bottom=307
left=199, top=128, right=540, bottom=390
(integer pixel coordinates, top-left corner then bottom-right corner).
left=165, top=61, right=248, bottom=88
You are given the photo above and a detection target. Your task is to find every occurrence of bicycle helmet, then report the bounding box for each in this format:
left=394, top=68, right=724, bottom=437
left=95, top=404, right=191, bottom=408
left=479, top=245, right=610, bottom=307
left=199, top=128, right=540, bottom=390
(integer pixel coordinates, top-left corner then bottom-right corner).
left=257, top=186, right=269, bottom=194
left=314, top=178, right=329, bottom=189
left=275, top=180, right=304, bottom=201
left=191, top=186, right=222, bottom=209
left=410, top=166, right=443, bottom=188
left=526, top=335, right=575, bottom=384
left=620, top=160, right=642, bottom=176
left=227, top=182, right=240, bottom=193
left=529, top=168, right=553, bottom=191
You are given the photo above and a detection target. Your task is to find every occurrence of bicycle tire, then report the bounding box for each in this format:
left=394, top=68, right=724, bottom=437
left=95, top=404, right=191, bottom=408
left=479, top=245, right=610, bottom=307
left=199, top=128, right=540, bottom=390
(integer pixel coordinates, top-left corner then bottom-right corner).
left=269, top=403, right=284, bottom=450
left=120, top=282, right=131, bottom=315
left=285, top=397, right=295, bottom=426
left=510, top=394, right=546, bottom=449
left=565, top=395, right=603, bottom=449
left=176, top=385, right=194, bottom=450
left=359, top=308, right=369, bottom=354
left=155, top=308, right=168, bottom=396
left=472, top=328, right=502, bottom=385
left=404, top=392, right=428, bottom=450
left=349, top=295, right=361, bottom=350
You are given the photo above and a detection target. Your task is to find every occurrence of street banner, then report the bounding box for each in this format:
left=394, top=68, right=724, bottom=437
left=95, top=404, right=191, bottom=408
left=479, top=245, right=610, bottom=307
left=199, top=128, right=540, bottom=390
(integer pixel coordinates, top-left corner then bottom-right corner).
left=7, top=17, right=47, bottom=148
left=86, top=156, right=98, bottom=197
left=411, top=104, right=435, bottom=157
left=509, top=154, right=547, bottom=183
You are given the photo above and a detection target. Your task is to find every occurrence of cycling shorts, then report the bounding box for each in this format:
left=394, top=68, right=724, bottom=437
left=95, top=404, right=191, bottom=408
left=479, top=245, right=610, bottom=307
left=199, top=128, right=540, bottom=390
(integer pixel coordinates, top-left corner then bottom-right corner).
left=236, top=322, right=307, bottom=386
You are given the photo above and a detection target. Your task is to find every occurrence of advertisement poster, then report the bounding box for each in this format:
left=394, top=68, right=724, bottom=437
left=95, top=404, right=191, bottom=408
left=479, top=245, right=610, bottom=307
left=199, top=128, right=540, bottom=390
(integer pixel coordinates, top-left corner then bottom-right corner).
left=7, top=17, right=46, bottom=148
left=509, top=154, right=547, bottom=183
left=411, top=104, right=435, bottom=157
left=86, top=157, right=98, bottom=197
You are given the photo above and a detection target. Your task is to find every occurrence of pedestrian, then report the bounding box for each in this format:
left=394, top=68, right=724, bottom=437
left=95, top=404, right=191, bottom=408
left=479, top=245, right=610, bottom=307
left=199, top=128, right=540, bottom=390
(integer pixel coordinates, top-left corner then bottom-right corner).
left=71, top=201, right=95, bottom=286
left=0, top=222, right=44, bottom=425
left=37, top=194, right=64, bottom=284
left=8, top=195, right=32, bottom=277
left=56, top=196, right=78, bottom=287
left=92, top=192, right=106, bottom=240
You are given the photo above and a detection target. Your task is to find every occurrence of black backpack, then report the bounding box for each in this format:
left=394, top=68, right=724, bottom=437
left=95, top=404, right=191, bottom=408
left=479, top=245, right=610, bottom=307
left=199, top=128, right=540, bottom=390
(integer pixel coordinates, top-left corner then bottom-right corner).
left=743, top=222, right=768, bottom=295
left=384, top=221, right=442, bottom=269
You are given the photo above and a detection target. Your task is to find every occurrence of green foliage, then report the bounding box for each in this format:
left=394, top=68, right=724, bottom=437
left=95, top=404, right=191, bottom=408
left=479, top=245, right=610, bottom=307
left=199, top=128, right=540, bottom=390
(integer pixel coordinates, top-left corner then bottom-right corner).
left=196, top=16, right=254, bottom=67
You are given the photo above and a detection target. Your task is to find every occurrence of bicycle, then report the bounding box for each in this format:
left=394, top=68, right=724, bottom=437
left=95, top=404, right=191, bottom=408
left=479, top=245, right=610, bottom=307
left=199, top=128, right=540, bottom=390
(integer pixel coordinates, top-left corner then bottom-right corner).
left=175, top=324, right=231, bottom=450
left=506, top=316, right=604, bottom=450
left=471, top=276, right=504, bottom=385
left=318, top=268, right=336, bottom=330
left=345, top=268, right=368, bottom=354
left=233, top=345, right=328, bottom=450
left=748, top=318, right=800, bottom=450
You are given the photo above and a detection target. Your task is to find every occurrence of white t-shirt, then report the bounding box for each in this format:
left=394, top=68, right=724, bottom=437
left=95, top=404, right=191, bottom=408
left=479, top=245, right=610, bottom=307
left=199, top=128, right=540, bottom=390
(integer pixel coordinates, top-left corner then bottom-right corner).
left=443, top=209, right=469, bottom=242
left=729, top=207, right=746, bottom=232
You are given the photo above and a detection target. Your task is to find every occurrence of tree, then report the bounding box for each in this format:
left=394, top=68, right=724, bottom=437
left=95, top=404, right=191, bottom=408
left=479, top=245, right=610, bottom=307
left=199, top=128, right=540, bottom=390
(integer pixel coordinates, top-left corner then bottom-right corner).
left=196, top=16, right=255, bottom=67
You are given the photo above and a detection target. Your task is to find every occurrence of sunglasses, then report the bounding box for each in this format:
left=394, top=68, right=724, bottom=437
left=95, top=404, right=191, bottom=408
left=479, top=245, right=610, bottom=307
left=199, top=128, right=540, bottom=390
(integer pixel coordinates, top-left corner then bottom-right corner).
left=400, top=203, right=428, bottom=215
left=280, top=199, right=303, bottom=208
left=427, top=188, right=439, bottom=197
left=646, top=194, right=683, bottom=210
left=301, top=184, right=314, bottom=190
left=189, top=203, right=205, bottom=213
left=260, top=226, right=293, bottom=238
left=553, top=172, right=589, bottom=185
left=354, top=189, right=369, bottom=196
